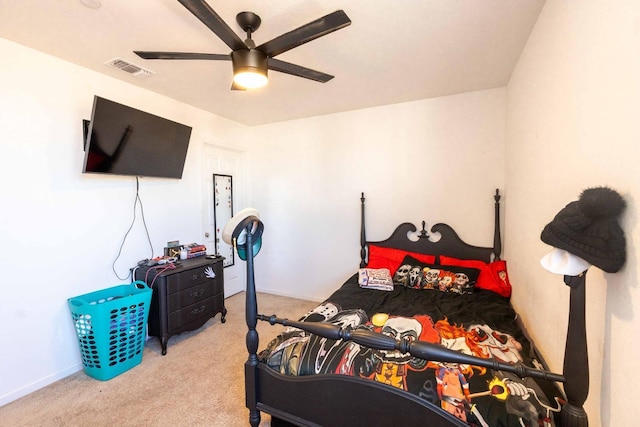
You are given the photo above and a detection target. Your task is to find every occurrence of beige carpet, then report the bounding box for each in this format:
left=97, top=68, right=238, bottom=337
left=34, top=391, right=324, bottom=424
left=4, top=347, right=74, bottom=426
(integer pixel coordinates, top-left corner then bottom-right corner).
left=0, top=292, right=318, bottom=427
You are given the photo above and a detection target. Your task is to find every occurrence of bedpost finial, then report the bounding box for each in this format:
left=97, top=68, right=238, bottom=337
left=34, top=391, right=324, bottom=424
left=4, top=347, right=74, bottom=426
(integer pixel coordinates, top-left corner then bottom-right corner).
left=494, top=189, right=501, bottom=203
left=419, top=221, right=428, bottom=238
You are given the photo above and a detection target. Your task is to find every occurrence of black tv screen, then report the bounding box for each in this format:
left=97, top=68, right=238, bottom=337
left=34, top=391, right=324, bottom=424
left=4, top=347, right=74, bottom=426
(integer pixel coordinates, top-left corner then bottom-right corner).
left=82, top=96, right=192, bottom=179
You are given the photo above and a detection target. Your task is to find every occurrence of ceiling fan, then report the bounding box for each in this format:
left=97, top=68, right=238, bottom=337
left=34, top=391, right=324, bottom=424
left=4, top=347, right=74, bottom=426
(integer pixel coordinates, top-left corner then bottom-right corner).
left=134, top=0, right=352, bottom=90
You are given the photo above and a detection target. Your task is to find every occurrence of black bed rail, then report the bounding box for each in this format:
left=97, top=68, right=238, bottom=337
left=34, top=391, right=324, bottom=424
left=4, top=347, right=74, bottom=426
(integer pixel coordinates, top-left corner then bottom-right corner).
left=359, top=192, right=367, bottom=268
left=257, top=314, right=565, bottom=384
left=493, top=188, right=502, bottom=260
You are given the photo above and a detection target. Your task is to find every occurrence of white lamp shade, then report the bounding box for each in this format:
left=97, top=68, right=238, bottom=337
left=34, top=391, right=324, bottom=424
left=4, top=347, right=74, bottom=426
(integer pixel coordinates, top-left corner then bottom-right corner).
left=222, top=208, right=260, bottom=245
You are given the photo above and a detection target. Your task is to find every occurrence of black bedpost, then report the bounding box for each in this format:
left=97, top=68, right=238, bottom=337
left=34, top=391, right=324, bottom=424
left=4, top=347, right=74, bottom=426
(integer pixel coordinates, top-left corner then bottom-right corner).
left=493, top=189, right=502, bottom=260
left=244, top=226, right=261, bottom=427
left=360, top=192, right=367, bottom=268
left=560, top=273, right=589, bottom=427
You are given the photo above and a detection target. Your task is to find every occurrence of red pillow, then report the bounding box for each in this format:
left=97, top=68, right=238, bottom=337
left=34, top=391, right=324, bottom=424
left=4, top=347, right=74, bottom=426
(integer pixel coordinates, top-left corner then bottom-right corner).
left=367, top=245, right=436, bottom=276
left=440, top=256, right=512, bottom=298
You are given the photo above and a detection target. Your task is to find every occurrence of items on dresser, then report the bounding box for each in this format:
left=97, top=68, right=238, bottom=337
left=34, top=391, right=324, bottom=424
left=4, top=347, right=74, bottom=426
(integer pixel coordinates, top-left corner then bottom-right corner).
left=183, top=243, right=207, bottom=259
left=163, top=242, right=207, bottom=259
left=135, top=256, right=226, bottom=355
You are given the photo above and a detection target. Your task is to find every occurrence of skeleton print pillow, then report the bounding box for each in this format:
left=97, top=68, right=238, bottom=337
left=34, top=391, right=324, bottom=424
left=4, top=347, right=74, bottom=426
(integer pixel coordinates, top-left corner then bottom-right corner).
left=392, top=255, right=480, bottom=294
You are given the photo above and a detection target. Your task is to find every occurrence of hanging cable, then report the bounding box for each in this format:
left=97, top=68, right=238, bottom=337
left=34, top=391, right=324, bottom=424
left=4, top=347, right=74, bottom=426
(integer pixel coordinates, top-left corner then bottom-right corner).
left=112, top=176, right=155, bottom=280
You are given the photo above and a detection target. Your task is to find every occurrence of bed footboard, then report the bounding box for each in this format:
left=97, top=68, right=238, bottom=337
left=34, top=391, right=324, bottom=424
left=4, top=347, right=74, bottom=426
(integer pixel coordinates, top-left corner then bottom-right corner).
left=253, top=363, right=468, bottom=426
left=246, top=310, right=565, bottom=426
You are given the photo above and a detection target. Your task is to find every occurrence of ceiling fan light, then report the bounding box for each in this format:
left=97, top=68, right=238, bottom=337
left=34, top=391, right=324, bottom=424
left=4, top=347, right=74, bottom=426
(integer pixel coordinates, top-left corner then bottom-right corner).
left=232, top=49, right=268, bottom=89
left=233, top=70, right=268, bottom=89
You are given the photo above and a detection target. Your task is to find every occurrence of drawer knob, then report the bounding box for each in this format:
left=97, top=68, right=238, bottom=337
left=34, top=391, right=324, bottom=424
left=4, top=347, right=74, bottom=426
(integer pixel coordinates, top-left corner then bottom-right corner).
left=190, top=288, right=205, bottom=298
left=191, top=306, right=206, bottom=315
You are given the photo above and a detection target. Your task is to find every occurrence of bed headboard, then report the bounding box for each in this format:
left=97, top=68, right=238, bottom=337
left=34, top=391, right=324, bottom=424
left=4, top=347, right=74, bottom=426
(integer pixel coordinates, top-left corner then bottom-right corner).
left=360, top=189, right=502, bottom=266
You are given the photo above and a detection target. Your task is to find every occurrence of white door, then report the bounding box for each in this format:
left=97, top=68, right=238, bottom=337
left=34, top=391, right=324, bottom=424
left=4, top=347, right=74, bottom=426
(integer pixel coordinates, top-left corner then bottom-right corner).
left=202, top=145, right=246, bottom=297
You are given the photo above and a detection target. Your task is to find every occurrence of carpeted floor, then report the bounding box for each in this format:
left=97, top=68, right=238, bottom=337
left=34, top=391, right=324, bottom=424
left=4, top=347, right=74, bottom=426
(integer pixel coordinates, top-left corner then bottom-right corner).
left=0, top=292, right=318, bottom=427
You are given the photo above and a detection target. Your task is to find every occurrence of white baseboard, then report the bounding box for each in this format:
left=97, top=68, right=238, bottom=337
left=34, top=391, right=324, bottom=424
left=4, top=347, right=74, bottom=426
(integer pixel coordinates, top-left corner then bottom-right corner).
left=2, top=290, right=320, bottom=408
left=0, top=363, right=83, bottom=407
left=254, top=286, right=325, bottom=303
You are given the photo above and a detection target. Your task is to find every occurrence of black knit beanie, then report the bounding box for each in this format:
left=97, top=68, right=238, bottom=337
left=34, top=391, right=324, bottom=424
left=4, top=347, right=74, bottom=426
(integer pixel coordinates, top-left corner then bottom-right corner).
left=541, top=187, right=626, bottom=273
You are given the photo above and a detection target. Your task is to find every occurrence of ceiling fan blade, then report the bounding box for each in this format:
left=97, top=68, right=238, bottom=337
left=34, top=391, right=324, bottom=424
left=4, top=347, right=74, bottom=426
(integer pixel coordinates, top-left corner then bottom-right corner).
left=134, top=51, right=230, bottom=61
left=268, top=58, right=334, bottom=83
left=257, top=10, right=351, bottom=58
left=178, top=0, right=246, bottom=51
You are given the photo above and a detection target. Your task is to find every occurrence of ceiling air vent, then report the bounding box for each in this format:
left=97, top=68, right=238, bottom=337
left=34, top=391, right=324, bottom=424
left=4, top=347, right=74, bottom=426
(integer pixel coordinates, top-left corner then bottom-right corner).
left=105, top=57, right=155, bottom=78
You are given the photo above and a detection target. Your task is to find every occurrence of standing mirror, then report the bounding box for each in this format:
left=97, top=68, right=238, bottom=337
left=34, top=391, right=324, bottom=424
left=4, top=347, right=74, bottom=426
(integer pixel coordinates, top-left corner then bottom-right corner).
left=213, top=174, right=234, bottom=267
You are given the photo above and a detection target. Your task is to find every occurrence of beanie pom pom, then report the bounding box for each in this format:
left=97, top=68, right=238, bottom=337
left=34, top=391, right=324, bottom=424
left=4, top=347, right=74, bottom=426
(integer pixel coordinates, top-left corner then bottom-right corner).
left=579, top=187, right=626, bottom=219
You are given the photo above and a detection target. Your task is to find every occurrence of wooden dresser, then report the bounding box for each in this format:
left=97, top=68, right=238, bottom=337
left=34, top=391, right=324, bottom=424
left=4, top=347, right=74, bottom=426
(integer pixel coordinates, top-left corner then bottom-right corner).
left=135, top=256, right=226, bottom=355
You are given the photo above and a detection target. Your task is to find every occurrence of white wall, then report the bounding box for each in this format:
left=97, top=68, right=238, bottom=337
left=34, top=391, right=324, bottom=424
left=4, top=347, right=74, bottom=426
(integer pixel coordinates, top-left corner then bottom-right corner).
left=0, top=38, right=248, bottom=405
left=505, top=1, right=640, bottom=426
left=248, top=89, right=506, bottom=301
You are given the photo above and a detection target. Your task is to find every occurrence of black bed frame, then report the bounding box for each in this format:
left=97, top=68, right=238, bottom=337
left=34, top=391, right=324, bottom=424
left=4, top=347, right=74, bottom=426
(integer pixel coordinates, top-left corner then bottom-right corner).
left=243, top=190, right=589, bottom=427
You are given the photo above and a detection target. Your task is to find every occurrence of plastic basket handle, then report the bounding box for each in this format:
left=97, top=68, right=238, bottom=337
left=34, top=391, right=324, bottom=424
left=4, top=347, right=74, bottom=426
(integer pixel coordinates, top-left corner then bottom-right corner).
left=131, top=280, right=150, bottom=290
left=69, top=298, right=84, bottom=307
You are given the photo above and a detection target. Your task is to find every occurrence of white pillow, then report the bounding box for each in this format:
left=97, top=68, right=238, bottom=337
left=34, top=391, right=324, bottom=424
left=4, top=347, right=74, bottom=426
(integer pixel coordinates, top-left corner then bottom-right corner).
left=358, top=268, right=393, bottom=291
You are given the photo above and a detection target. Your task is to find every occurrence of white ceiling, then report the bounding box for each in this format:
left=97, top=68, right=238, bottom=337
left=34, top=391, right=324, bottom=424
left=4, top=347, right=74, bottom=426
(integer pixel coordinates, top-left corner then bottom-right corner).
left=0, top=0, right=545, bottom=126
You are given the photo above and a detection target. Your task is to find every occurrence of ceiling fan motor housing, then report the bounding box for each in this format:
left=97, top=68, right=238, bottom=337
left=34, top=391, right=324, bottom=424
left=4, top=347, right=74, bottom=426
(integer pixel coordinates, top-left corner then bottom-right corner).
left=232, top=49, right=268, bottom=88
left=232, top=49, right=267, bottom=74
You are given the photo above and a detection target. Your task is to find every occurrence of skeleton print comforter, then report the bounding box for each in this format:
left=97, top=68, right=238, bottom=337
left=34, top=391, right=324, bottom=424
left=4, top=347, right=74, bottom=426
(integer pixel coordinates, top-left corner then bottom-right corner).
left=260, top=274, right=564, bottom=427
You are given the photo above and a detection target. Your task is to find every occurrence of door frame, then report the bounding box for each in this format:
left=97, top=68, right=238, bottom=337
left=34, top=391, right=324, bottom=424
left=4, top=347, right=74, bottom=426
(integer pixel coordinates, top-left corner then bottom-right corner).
left=201, top=143, right=248, bottom=296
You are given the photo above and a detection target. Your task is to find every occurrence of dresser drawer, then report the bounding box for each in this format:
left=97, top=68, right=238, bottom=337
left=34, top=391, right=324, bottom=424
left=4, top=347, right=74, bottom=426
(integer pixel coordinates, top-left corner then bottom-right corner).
left=165, top=262, right=222, bottom=294
left=167, top=280, right=223, bottom=312
left=167, top=294, right=224, bottom=334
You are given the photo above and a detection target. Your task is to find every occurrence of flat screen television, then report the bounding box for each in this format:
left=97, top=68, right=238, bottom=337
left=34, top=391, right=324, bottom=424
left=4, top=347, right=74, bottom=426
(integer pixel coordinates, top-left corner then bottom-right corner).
left=82, top=96, right=192, bottom=179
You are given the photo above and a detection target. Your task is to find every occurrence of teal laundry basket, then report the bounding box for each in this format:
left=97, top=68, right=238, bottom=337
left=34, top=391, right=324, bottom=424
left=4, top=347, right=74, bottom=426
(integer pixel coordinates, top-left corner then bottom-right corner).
left=68, top=281, right=152, bottom=381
